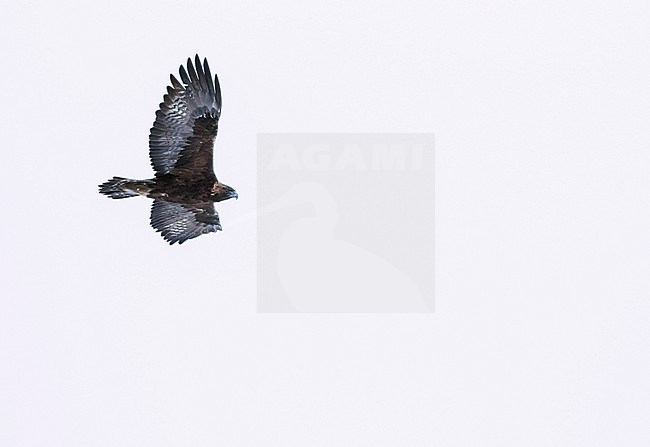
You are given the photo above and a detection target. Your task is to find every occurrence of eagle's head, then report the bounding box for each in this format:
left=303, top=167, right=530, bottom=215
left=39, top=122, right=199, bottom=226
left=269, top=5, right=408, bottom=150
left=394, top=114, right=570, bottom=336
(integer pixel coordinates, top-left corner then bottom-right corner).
left=211, top=182, right=238, bottom=202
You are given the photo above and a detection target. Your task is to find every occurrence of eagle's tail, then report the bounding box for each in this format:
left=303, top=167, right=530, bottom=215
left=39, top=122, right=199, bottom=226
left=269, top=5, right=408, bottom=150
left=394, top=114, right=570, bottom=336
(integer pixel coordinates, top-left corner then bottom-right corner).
left=99, top=177, right=152, bottom=199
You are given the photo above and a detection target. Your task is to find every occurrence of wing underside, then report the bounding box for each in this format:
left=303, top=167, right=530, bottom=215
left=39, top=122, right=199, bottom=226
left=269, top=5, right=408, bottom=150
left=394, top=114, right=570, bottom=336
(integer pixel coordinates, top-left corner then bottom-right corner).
left=148, top=55, right=222, bottom=177
left=150, top=199, right=221, bottom=245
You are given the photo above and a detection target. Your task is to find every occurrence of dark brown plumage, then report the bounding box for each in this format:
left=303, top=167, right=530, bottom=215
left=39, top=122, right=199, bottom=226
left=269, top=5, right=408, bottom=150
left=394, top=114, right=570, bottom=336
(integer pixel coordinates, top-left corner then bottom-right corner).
left=99, top=55, right=237, bottom=245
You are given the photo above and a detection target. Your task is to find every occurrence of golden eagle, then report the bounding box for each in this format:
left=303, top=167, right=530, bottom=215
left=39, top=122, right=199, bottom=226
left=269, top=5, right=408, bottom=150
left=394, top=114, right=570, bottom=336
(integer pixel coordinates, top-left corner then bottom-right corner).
left=99, top=55, right=237, bottom=245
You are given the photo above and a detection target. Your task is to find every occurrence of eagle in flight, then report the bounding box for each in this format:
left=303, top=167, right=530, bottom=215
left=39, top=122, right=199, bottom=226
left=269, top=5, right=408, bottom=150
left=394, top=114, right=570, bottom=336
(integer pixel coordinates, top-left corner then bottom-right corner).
left=99, top=55, right=237, bottom=245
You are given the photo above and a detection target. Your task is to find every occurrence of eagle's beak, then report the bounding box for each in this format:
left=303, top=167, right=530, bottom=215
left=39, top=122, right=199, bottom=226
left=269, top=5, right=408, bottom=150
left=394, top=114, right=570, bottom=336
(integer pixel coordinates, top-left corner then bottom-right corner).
left=233, top=192, right=239, bottom=200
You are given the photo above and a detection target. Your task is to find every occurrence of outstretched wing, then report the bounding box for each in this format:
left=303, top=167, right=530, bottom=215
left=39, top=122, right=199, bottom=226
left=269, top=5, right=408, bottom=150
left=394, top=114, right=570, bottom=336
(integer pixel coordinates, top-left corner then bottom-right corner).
left=150, top=199, right=221, bottom=245
left=149, top=55, right=222, bottom=177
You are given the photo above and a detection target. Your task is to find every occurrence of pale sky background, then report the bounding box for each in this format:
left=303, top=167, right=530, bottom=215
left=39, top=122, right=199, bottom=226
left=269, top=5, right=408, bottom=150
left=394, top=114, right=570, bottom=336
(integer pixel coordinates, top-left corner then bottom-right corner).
left=1, top=1, right=650, bottom=446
